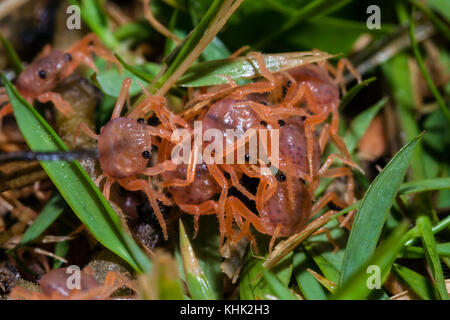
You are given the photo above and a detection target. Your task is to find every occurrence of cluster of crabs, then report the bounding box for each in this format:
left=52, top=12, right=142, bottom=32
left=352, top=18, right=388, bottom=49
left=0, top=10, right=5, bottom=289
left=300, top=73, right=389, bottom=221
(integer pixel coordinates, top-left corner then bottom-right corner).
left=0, top=34, right=362, bottom=299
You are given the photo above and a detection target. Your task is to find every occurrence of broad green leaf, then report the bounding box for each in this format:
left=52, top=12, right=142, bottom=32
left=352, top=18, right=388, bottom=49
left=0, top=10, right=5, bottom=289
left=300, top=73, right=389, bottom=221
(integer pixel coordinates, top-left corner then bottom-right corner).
left=335, top=221, right=410, bottom=300
left=417, top=215, right=449, bottom=300
left=94, top=63, right=160, bottom=98
left=339, top=134, right=423, bottom=285
left=18, top=193, right=66, bottom=246
left=293, top=249, right=328, bottom=300
left=426, top=0, right=450, bottom=21
left=262, top=269, right=298, bottom=300
left=393, top=264, right=435, bottom=300
left=2, top=74, right=151, bottom=273
left=179, top=220, right=216, bottom=300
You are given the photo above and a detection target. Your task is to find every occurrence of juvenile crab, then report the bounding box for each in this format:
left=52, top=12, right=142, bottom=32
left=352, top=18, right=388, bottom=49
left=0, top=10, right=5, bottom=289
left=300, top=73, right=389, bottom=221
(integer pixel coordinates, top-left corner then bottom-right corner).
left=0, top=33, right=117, bottom=118
left=9, top=267, right=136, bottom=300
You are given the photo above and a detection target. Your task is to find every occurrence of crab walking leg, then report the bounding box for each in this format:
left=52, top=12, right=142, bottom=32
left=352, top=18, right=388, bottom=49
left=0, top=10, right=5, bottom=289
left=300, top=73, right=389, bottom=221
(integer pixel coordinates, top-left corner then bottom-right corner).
left=119, top=178, right=168, bottom=239
left=206, top=163, right=229, bottom=248
left=221, top=164, right=256, bottom=200
left=142, top=160, right=177, bottom=176
left=74, top=122, right=99, bottom=145
left=309, top=191, right=347, bottom=219
left=162, top=142, right=199, bottom=187
left=36, top=92, right=74, bottom=116
left=178, top=201, right=218, bottom=237
left=111, top=78, right=132, bottom=119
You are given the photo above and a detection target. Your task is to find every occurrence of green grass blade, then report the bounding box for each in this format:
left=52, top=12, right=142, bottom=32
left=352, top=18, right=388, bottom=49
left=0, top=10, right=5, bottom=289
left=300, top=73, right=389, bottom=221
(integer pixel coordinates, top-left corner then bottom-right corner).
left=53, top=240, right=70, bottom=269
left=180, top=215, right=223, bottom=298
left=339, top=134, right=423, bottom=286
left=339, top=77, right=376, bottom=110
left=335, top=221, right=410, bottom=300
left=114, top=53, right=158, bottom=83
left=17, top=193, right=66, bottom=246
left=409, top=7, right=450, bottom=124
left=179, top=220, right=216, bottom=300
left=417, top=215, right=449, bottom=300
left=393, top=263, right=436, bottom=300
left=2, top=74, right=151, bottom=273
left=398, top=177, right=450, bottom=194
left=293, top=249, right=328, bottom=300
left=401, top=243, right=450, bottom=258
left=151, top=0, right=243, bottom=95
left=0, top=32, right=23, bottom=73
left=261, top=269, right=298, bottom=300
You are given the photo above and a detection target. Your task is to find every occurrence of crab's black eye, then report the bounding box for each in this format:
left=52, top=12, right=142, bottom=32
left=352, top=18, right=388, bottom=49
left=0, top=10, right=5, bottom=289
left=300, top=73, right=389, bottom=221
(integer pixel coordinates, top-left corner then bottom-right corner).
left=260, top=120, right=267, bottom=127
left=278, top=119, right=285, bottom=127
left=38, top=70, right=46, bottom=79
left=64, top=53, right=72, bottom=61
left=142, top=151, right=151, bottom=159
left=244, top=154, right=250, bottom=162
left=276, top=173, right=286, bottom=182
left=137, top=118, right=146, bottom=125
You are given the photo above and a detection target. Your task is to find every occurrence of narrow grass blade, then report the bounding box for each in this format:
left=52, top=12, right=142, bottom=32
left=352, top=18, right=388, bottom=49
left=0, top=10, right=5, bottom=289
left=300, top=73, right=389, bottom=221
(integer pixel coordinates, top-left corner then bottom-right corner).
left=261, top=269, right=298, bottom=300
left=17, top=193, right=66, bottom=246
left=179, top=220, right=216, bottom=300
left=409, top=7, right=450, bottom=124
left=151, top=0, right=244, bottom=96
left=180, top=215, right=223, bottom=298
left=114, top=53, right=158, bottom=83
left=401, top=243, right=450, bottom=258
left=2, top=74, right=151, bottom=273
left=293, top=249, right=328, bottom=300
left=138, top=250, right=184, bottom=300
left=339, top=77, right=376, bottom=110
left=0, top=32, right=23, bottom=73
left=398, top=177, right=450, bottom=194
left=335, top=221, right=410, bottom=300
left=339, top=134, right=423, bottom=285
left=53, top=240, right=70, bottom=269
left=417, top=215, right=449, bottom=300
left=307, top=269, right=336, bottom=294
left=393, top=263, right=435, bottom=300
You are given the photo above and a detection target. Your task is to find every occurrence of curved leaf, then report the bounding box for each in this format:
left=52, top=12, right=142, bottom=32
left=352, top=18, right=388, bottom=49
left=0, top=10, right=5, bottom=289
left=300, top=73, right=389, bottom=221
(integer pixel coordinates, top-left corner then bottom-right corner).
left=339, top=134, right=423, bottom=285
left=2, top=74, right=151, bottom=273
